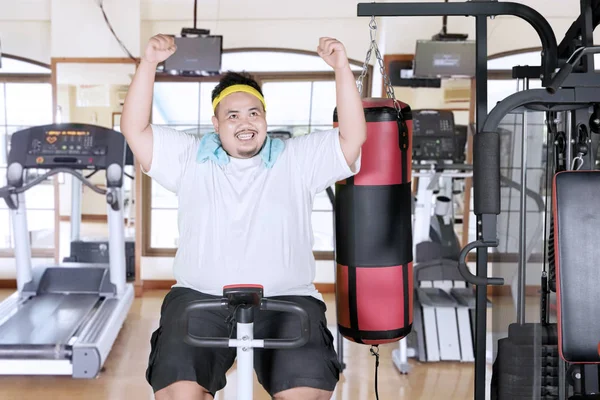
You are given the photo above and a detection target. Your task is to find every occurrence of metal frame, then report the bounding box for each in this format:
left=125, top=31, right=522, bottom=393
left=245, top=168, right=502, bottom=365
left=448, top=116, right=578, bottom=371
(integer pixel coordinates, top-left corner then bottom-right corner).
left=355, top=3, right=545, bottom=398
left=357, top=1, right=558, bottom=85
left=358, top=1, right=600, bottom=399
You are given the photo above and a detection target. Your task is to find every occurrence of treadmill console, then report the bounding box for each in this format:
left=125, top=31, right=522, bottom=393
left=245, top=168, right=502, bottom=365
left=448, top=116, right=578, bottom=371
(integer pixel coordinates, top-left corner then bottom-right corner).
left=412, top=110, right=466, bottom=162
left=9, top=123, right=126, bottom=170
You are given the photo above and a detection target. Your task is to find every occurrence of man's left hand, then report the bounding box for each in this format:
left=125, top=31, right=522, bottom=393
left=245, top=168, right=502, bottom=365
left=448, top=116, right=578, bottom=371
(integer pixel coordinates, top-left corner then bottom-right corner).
left=317, top=37, right=349, bottom=71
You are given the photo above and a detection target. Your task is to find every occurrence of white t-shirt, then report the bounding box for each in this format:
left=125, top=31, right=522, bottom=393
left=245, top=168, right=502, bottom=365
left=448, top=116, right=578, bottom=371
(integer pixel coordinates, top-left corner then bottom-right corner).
left=143, top=125, right=361, bottom=300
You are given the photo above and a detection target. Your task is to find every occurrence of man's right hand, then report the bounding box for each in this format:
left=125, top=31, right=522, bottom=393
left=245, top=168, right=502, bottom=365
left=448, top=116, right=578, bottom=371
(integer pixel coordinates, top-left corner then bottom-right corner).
left=121, top=34, right=177, bottom=172
left=143, top=34, right=177, bottom=64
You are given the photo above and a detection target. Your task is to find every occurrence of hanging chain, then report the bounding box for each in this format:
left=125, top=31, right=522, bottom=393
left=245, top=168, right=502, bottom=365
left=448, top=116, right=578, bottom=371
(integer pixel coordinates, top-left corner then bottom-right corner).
left=357, top=16, right=400, bottom=115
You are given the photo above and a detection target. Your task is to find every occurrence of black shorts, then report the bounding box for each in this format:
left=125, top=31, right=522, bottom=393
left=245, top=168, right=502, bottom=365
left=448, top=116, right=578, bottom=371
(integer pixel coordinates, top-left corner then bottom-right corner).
left=146, top=287, right=342, bottom=397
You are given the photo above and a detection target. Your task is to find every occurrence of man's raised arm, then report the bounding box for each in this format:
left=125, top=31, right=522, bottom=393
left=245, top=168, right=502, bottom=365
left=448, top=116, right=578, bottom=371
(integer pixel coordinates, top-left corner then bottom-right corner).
left=121, top=34, right=176, bottom=172
left=317, top=37, right=367, bottom=169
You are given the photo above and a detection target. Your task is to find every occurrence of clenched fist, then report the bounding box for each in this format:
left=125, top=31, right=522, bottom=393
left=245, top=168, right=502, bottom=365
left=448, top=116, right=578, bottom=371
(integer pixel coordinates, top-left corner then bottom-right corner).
left=317, top=37, right=349, bottom=71
left=143, top=34, right=177, bottom=64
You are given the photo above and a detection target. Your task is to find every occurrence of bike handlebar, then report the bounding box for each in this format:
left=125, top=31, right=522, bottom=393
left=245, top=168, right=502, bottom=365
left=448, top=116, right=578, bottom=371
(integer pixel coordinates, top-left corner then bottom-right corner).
left=260, top=299, right=310, bottom=349
left=181, top=299, right=231, bottom=348
left=181, top=298, right=311, bottom=350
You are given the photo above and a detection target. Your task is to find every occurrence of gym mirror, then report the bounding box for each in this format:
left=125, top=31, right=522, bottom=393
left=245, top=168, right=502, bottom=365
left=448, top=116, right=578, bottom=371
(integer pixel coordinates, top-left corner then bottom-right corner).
left=53, top=59, right=137, bottom=281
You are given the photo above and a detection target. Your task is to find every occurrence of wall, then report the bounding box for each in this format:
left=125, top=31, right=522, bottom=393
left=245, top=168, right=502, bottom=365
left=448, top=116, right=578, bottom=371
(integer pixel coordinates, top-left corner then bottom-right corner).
left=0, top=1, right=50, bottom=63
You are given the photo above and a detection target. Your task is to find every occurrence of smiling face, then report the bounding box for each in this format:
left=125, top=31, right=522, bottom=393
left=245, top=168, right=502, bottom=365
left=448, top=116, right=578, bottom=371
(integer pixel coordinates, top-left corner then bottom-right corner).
left=211, top=91, right=268, bottom=159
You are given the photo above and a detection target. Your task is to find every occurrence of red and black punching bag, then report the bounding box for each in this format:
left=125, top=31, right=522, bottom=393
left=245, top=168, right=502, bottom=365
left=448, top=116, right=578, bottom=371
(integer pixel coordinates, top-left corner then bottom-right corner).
left=333, top=98, right=413, bottom=345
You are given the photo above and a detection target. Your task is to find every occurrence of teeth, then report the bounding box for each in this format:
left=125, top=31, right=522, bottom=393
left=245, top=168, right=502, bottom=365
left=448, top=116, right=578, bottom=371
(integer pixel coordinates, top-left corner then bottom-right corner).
left=237, top=133, right=254, bottom=140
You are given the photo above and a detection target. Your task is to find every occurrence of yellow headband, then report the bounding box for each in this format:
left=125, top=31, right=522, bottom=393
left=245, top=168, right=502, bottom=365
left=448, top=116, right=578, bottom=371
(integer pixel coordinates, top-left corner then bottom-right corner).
left=212, top=84, right=266, bottom=112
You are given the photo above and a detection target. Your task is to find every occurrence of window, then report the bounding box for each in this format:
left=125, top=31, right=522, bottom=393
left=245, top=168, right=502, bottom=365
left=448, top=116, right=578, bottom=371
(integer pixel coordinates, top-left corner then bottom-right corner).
left=0, top=57, right=49, bottom=74
left=0, top=56, right=53, bottom=255
left=220, top=51, right=363, bottom=73
left=488, top=78, right=542, bottom=112
left=144, top=50, right=369, bottom=255
left=465, top=50, right=550, bottom=258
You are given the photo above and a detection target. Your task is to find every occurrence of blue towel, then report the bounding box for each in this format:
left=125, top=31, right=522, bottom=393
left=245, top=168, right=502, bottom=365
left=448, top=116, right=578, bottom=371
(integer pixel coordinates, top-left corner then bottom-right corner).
left=196, top=133, right=284, bottom=168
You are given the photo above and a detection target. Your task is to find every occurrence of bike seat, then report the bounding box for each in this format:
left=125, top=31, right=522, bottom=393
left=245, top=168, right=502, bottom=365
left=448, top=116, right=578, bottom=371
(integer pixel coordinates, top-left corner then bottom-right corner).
left=223, top=284, right=263, bottom=308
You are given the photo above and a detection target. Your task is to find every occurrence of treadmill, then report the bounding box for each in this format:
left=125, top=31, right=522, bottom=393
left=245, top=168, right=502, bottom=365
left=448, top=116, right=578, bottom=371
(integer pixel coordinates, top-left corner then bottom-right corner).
left=63, top=144, right=135, bottom=282
left=0, top=123, right=134, bottom=378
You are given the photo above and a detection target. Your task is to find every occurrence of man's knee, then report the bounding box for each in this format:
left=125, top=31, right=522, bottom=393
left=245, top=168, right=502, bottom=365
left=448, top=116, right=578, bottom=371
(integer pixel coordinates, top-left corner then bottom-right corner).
left=155, top=380, right=214, bottom=400
left=272, top=387, right=333, bottom=400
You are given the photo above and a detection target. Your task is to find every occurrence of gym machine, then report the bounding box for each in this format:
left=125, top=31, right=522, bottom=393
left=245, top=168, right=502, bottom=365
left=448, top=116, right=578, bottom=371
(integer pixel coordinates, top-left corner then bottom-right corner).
left=0, top=123, right=134, bottom=378
left=181, top=284, right=310, bottom=400
left=63, top=144, right=135, bottom=282
left=486, top=62, right=600, bottom=399
left=357, top=1, right=600, bottom=398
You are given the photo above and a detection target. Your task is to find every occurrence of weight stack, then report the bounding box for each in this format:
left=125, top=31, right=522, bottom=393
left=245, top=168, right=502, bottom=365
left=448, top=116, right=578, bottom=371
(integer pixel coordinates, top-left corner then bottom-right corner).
left=491, top=323, right=560, bottom=399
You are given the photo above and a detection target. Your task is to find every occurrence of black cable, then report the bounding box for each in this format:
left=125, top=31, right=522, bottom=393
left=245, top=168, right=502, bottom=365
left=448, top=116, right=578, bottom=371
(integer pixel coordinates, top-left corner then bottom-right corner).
left=97, top=0, right=137, bottom=62
left=370, top=345, right=380, bottom=400
left=85, top=169, right=98, bottom=179
left=226, top=304, right=243, bottom=338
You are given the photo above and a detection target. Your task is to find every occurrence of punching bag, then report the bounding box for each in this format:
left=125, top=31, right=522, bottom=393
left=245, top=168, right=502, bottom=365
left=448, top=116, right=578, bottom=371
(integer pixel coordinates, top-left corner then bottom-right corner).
left=333, top=98, right=413, bottom=345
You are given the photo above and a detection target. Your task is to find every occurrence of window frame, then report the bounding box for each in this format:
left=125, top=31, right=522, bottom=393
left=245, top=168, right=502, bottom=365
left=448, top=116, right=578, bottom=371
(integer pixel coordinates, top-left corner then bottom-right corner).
left=142, top=48, right=372, bottom=260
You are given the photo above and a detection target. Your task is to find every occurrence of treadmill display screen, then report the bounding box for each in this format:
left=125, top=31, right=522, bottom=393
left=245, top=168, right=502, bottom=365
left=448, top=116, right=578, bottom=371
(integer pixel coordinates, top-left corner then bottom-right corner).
left=412, top=110, right=467, bottom=163
left=30, top=129, right=102, bottom=159
left=46, top=129, right=91, bottom=136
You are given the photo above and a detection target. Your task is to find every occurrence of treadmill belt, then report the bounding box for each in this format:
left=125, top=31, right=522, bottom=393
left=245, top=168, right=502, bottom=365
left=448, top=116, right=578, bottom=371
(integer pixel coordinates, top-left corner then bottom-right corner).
left=0, top=294, right=99, bottom=345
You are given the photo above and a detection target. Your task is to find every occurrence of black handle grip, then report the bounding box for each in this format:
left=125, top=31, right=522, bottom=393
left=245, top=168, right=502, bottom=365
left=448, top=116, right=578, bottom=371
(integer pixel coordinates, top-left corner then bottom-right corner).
left=260, top=299, right=311, bottom=349
left=547, top=63, right=574, bottom=94
left=182, top=299, right=231, bottom=348
left=458, top=241, right=504, bottom=286
left=181, top=298, right=311, bottom=350
left=473, top=131, right=501, bottom=215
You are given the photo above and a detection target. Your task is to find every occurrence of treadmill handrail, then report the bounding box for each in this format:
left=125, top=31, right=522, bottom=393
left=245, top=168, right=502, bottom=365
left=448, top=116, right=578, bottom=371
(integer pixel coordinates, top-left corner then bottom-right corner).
left=0, top=168, right=108, bottom=209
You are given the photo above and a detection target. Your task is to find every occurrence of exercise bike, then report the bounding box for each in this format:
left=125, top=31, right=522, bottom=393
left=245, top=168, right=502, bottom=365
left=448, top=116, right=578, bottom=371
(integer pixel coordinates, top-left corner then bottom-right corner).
left=181, top=284, right=310, bottom=400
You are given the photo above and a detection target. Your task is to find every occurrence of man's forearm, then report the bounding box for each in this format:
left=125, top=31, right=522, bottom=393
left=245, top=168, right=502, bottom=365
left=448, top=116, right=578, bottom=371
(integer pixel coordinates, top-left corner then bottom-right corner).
left=121, top=59, right=157, bottom=135
left=335, top=65, right=367, bottom=146
left=121, top=59, right=158, bottom=171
